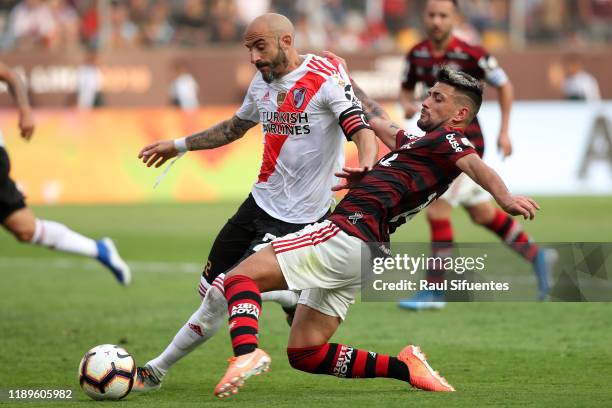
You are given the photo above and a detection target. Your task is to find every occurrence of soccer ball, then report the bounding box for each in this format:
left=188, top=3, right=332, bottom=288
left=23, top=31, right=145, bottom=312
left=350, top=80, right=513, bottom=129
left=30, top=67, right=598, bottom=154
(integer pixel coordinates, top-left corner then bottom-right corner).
left=78, top=344, right=136, bottom=400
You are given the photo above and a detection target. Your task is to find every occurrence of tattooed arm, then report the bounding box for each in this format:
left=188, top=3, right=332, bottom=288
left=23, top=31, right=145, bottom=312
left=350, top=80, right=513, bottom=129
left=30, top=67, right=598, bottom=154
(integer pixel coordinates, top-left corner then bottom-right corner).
left=185, top=115, right=257, bottom=150
left=138, top=115, right=257, bottom=168
left=351, top=81, right=402, bottom=151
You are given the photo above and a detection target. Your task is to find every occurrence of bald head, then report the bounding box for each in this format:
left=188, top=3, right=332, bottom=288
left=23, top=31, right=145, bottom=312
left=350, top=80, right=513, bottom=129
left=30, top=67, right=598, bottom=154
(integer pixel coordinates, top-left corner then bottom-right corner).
left=243, top=13, right=301, bottom=83
left=244, top=13, right=294, bottom=44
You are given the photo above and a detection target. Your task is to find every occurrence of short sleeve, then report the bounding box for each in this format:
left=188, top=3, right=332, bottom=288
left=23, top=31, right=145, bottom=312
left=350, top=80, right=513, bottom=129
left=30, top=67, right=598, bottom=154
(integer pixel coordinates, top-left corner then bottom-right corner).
left=395, top=129, right=408, bottom=149
left=442, top=132, right=478, bottom=162
left=321, top=64, right=361, bottom=118
left=235, top=75, right=260, bottom=123
left=320, top=64, right=371, bottom=140
left=476, top=52, right=509, bottom=87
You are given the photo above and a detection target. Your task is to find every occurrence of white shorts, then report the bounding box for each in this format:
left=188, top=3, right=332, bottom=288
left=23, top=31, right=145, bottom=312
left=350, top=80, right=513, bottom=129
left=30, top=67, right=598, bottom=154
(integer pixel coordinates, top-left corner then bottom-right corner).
left=440, top=173, right=491, bottom=208
left=271, top=220, right=364, bottom=320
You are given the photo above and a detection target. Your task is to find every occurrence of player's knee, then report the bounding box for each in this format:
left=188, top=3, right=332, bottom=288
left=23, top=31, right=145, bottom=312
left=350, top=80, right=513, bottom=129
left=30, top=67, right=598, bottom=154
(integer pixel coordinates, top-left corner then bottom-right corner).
left=287, top=344, right=327, bottom=374
left=11, top=224, right=35, bottom=243
left=468, top=207, right=494, bottom=225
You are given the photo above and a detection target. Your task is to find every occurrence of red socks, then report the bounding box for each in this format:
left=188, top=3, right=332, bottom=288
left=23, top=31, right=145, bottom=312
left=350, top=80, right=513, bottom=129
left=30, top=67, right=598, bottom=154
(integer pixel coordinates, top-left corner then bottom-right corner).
left=287, top=343, right=409, bottom=381
left=224, top=275, right=262, bottom=356
left=486, top=209, right=539, bottom=262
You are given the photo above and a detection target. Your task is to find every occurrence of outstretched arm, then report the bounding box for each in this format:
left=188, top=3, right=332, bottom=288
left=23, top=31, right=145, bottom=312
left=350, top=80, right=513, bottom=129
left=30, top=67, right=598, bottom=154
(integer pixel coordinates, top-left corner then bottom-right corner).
left=0, top=62, right=34, bottom=141
left=456, top=153, right=539, bottom=219
left=138, top=115, right=257, bottom=168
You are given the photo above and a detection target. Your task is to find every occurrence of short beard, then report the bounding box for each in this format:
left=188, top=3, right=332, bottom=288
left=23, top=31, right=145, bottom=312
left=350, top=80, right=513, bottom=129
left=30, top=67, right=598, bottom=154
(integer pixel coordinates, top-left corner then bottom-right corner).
left=260, top=43, right=289, bottom=84
left=417, top=117, right=444, bottom=132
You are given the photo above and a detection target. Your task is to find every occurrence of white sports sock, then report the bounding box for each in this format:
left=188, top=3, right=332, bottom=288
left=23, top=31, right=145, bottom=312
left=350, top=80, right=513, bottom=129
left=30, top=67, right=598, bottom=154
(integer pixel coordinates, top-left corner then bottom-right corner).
left=261, top=290, right=299, bottom=309
left=147, top=286, right=227, bottom=378
left=30, top=219, right=98, bottom=257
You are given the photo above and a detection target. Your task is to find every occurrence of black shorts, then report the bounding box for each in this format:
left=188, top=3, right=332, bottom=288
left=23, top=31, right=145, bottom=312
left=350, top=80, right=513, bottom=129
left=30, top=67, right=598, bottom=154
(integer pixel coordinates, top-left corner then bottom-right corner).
left=201, top=193, right=329, bottom=285
left=0, top=147, right=26, bottom=223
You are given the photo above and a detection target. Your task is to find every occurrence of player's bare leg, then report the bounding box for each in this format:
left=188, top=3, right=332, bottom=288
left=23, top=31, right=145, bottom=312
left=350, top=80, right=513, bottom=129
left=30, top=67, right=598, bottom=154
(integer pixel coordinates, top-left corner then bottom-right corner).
left=399, top=199, right=452, bottom=310
left=3, top=207, right=131, bottom=285
left=466, top=201, right=558, bottom=300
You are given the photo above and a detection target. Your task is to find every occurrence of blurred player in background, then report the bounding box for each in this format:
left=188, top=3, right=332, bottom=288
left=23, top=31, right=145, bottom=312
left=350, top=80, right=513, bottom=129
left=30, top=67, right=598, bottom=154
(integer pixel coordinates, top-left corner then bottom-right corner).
left=0, top=61, right=131, bottom=285
left=399, top=0, right=556, bottom=309
left=134, top=13, right=378, bottom=391
left=213, top=67, right=539, bottom=398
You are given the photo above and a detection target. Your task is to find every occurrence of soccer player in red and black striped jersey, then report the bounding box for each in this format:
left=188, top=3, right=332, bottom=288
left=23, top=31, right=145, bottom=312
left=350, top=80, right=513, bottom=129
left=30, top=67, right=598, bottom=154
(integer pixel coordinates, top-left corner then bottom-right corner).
left=398, top=0, right=556, bottom=309
left=211, top=67, right=539, bottom=398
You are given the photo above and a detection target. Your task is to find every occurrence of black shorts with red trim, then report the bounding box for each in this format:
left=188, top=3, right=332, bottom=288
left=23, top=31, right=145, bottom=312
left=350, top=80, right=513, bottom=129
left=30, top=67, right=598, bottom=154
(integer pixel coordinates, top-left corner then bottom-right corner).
left=200, top=193, right=329, bottom=285
left=0, top=147, right=26, bottom=222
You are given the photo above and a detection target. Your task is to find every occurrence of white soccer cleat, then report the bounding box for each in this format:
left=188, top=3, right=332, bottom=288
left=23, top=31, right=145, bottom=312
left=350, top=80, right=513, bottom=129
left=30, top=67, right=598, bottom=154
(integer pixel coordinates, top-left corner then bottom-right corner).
left=95, top=238, right=132, bottom=286
left=132, top=365, right=162, bottom=392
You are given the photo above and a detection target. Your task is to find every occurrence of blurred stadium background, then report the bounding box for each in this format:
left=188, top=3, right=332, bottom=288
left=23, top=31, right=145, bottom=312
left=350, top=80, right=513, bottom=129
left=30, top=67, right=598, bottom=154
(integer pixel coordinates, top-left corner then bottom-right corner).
left=1, top=0, right=611, bottom=406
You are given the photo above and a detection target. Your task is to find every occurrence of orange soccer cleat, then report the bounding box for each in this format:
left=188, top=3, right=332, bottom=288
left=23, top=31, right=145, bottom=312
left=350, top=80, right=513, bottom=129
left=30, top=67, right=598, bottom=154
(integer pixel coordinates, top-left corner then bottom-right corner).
left=398, top=345, right=455, bottom=392
left=214, top=348, right=271, bottom=398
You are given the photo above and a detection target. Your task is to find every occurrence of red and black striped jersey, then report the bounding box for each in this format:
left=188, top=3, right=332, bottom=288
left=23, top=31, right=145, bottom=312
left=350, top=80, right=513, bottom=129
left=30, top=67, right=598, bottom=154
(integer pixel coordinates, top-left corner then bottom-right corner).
left=401, top=36, right=508, bottom=157
left=329, top=127, right=477, bottom=243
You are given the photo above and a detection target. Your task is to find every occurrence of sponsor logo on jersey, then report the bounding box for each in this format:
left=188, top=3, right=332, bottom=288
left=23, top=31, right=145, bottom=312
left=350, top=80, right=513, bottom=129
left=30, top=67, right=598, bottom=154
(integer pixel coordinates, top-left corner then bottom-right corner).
left=446, top=133, right=463, bottom=153
left=348, top=212, right=363, bottom=225
left=262, top=91, right=270, bottom=103
left=277, top=91, right=287, bottom=105
left=379, top=153, right=398, bottom=167
left=230, top=303, right=260, bottom=318
left=293, top=87, right=307, bottom=109
left=333, top=345, right=354, bottom=378
left=261, top=111, right=311, bottom=136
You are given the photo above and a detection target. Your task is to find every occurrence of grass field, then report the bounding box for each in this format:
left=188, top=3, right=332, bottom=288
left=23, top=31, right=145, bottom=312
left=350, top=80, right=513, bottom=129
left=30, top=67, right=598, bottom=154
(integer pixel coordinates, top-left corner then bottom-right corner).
left=1, top=196, right=611, bottom=407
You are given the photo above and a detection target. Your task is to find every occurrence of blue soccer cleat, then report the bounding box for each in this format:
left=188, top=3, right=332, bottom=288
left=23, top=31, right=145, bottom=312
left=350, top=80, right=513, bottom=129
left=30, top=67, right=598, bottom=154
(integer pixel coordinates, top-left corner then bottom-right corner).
left=96, top=238, right=132, bottom=286
left=399, top=290, right=446, bottom=311
left=533, top=248, right=558, bottom=301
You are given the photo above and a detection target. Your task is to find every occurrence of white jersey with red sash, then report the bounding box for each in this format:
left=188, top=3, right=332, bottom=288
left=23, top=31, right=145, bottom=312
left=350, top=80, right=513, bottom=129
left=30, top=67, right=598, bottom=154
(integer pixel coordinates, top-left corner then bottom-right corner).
left=236, top=54, right=369, bottom=224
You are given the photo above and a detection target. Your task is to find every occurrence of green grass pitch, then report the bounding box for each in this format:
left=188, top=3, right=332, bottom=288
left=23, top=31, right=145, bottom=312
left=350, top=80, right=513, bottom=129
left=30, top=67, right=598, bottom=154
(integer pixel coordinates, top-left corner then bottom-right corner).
left=1, top=196, right=611, bottom=407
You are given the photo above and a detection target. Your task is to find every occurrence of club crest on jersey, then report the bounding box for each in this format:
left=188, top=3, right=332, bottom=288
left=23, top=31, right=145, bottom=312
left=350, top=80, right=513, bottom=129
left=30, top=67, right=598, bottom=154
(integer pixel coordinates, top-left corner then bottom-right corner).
left=277, top=91, right=287, bottom=105
left=293, top=87, right=307, bottom=109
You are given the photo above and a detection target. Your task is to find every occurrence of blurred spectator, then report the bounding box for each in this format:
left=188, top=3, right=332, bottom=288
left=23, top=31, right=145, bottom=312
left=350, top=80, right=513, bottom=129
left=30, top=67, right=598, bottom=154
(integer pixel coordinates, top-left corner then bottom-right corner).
left=209, top=0, right=241, bottom=44
left=578, top=0, right=612, bottom=43
left=101, top=0, right=140, bottom=49
left=142, top=0, right=174, bottom=47
left=382, top=0, right=408, bottom=37
left=173, top=0, right=209, bottom=46
left=5, top=0, right=57, bottom=49
left=235, top=0, right=270, bottom=27
left=77, top=50, right=104, bottom=109
left=128, top=0, right=149, bottom=31
left=526, top=0, right=567, bottom=43
left=49, top=0, right=80, bottom=51
left=80, top=0, right=100, bottom=49
left=559, top=53, right=601, bottom=102
left=169, top=60, right=199, bottom=110
left=270, top=0, right=298, bottom=21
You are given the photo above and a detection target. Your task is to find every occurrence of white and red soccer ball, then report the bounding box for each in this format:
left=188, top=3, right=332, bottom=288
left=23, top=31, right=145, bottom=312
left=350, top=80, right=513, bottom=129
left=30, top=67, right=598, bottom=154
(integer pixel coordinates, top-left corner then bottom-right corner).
left=78, top=344, right=135, bottom=400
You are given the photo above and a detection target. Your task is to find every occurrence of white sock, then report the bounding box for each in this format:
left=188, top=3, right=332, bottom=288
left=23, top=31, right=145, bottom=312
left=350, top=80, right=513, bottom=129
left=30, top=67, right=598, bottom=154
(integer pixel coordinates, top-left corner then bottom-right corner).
left=261, top=290, right=299, bottom=309
left=30, top=219, right=98, bottom=257
left=147, top=286, right=227, bottom=378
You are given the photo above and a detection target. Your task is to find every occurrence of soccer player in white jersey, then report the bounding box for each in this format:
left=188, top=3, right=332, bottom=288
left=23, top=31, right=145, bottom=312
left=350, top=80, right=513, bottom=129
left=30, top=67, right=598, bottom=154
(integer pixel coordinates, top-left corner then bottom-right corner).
left=134, top=13, right=378, bottom=391
left=0, top=61, right=131, bottom=285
